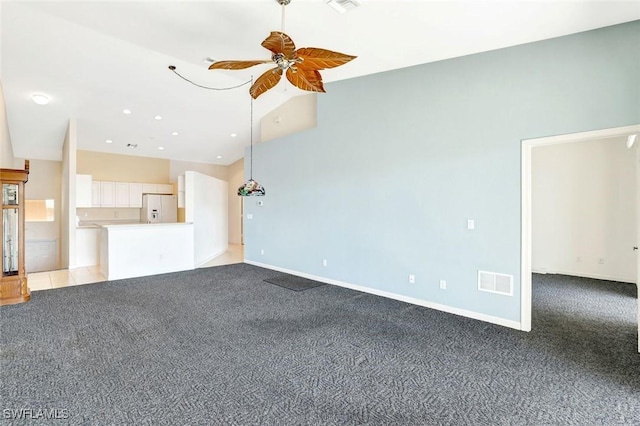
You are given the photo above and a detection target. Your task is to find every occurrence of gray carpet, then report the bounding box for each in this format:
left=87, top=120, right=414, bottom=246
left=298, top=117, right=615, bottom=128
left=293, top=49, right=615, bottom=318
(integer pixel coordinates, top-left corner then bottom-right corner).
left=264, top=274, right=326, bottom=291
left=1, top=265, right=638, bottom=425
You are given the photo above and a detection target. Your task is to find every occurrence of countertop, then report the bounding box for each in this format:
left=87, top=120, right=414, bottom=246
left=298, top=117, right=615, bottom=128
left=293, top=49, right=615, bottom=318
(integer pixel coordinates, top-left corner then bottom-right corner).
left=77, top=220, right=141, bottom=229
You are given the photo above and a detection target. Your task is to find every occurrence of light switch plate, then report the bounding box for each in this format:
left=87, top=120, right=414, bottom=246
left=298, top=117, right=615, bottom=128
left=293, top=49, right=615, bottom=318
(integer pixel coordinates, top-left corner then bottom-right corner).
left=467, top=219, right=475, bottom=230
left=247, top=214, right=253, bottom=219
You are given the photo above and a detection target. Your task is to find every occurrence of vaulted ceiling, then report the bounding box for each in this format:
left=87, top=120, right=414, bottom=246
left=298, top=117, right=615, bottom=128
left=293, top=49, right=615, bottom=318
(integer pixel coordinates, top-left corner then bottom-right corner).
left=2, top=1, right=638, bottom=165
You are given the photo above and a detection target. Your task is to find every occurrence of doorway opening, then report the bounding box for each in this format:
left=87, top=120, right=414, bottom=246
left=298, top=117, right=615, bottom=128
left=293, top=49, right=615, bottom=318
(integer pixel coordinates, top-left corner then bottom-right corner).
left=521, top=124, right=640, bottom=351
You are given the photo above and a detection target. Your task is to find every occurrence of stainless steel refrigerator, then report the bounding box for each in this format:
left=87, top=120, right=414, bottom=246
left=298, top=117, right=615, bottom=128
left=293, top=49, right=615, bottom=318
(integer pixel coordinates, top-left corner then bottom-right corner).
left=141, top=194, right=177, bottom=223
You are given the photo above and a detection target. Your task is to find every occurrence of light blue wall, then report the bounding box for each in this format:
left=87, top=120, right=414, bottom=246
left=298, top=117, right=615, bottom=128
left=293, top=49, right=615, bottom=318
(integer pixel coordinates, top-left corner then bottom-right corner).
left=243, top=22, right=640, bottom=323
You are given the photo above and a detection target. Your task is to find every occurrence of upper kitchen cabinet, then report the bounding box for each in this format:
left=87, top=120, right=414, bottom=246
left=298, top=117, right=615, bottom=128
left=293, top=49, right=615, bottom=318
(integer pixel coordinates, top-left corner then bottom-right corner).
left=100, top=182, right=115, bottom=207
left=115, top=182, right=129, bottom=208
left=76, top=174, right=92, bottom=208
left=142, top=183, right=173, bottom=195
left=128, top=183, right=143, bottom=208
left=91, top=181, right=101, bottom=207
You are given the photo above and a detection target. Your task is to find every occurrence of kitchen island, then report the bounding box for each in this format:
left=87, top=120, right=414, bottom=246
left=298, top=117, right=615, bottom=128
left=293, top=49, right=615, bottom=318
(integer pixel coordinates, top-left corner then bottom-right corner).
left=100, top=223, right=194, bottom=281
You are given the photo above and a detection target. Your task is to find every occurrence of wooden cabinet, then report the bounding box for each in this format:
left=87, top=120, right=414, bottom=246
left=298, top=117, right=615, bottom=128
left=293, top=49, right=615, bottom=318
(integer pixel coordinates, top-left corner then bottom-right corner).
left=76, top=174, right=92, bottom=208
left=1, top=161, right=30, bottom=305
left=115, top=182, right=129, bottom=207
left=100, top=182, right=115, bottom=207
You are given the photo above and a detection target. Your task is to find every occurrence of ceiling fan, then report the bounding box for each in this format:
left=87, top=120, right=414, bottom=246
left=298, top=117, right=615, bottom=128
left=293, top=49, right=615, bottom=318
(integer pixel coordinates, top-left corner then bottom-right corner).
left=208, top=0, right=356, bottom=99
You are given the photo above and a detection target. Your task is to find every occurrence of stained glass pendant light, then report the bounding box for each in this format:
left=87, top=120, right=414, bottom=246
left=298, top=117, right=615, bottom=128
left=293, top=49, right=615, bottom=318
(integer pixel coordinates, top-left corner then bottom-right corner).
left=238, top=78, right=265, bottom=197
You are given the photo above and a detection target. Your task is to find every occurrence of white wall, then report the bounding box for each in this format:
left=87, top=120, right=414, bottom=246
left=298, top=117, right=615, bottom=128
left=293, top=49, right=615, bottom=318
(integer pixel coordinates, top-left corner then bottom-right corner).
left=185, top=171, right=228, bottom=266
left=61, top=119, right=77, bottom=268
left=169, top=159, right=227, bottom=182
left=0, top=81, right=22, bottom=169
left=532, top=136, right=637, bottom=283
left=261, top=94, right=317, bottom=143
left=25, top=159, right=62, bottom=269
left=227, top=159, right=244, bottom=245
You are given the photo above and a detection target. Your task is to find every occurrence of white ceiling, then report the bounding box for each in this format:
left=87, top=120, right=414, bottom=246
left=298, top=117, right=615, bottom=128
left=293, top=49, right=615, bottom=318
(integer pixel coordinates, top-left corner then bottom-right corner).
left=2, top=1, right=639, bottom=165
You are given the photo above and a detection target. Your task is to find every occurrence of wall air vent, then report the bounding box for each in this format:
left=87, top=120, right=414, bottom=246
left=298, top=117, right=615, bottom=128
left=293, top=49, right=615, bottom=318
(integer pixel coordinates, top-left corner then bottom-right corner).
left=326, top=0, right=362, bottom=14
left=478, top=270, right=513, bottom=296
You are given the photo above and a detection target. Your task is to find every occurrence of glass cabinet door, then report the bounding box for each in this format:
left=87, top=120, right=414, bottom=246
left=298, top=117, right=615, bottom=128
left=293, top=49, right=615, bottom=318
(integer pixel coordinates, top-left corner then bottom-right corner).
left=2, top=184, right=18, bottom=206
left=3, top=207, right=19, bottom=276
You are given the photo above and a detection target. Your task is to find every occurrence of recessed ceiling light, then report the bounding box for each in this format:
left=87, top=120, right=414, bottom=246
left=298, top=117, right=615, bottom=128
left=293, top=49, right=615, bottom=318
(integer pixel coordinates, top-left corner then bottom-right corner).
left=31, top=94, right=49, bottom=105
left=158, top=146, right=165, bottom=150
left=216, top=155, right=222, bottom=159
left=230, top=133, right=237, bottom=137
left=122, top=109, right=131, bottom=114
left=172, top=132, right=179, bottom=136
left=105, top=139, right=113, bottom=144
left=154, top=115, right=162, bottom=120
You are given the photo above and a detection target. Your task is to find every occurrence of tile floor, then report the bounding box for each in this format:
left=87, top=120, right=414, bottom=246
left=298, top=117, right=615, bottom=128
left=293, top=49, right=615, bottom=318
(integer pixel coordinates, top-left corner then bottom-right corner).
left=27, top=244, right=244, bottom=292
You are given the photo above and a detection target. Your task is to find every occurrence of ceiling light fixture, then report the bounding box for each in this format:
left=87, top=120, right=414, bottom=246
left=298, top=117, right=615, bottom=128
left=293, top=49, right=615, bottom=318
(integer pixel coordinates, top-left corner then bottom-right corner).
left=154, top=115, right=162, bottom=120
left=326, top=0, right=362, bottom=14
left=627, top=134, right=637, bottom=149
left=172, top=132, right=179, bottom=136
left=105, top=139, right=113, bottom=144
left=217, top=155, right=223, bottom=159
left=230, top=133, right=237, bottom=138
left=208, top=0, right=356, bottom=99
left=31, top=94, right=49, bottom=105
left=238, top=76, right=266, bottom=197
left=122, top=109, right=131, bottom=114
left=158, top=146, right=165, bottom=150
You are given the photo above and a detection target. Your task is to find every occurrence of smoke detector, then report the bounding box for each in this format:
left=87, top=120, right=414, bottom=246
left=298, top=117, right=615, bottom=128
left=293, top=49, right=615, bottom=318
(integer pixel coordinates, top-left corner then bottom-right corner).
left=126, top=143, right=138, bottom=148
left=326, top=0, right=362, bottom=14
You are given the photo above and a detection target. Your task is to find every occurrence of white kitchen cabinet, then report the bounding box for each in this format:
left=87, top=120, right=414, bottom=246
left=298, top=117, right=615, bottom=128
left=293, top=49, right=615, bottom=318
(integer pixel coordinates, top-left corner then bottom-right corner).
left=91, top=182, right=101, bottom=207
left=129, top=183, right=143, bottom=208
left=157, top=184, right=174, bottom=194
left=142, top=183, right=157, bottom=194
left=76, top=174, right=93, bottom=208
left=142, top=183, right=173, bottom=195
left=100, top=182, right=115, bottom=207
left=115, top=182, right=129, bottom=207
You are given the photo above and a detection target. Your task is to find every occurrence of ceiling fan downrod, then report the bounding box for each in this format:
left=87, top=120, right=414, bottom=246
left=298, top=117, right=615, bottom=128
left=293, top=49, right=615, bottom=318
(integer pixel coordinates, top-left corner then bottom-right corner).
left=276, top=0, right=291, bottom=32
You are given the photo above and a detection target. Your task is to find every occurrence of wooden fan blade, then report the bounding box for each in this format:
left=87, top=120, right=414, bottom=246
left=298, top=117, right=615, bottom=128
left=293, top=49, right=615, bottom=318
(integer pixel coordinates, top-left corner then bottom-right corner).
left=250, top=68, right=283, bottom=99
left=208, top=60, right=271, bottom=70
left=261, top=32, right=296, bottom=58
left=295, top=48, right=357, bottom=70
left=285, top=68, right=325, bottom=93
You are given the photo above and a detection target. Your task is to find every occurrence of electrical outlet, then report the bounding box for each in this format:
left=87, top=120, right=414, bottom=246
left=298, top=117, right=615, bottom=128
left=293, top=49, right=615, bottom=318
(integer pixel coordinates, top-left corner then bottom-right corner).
left=598, top=258, right=605, bottom=264
left=440, top=280, right=447, bottom=290
left=114, top=211, right=119, bottom=218
left=576, top=256, right=582, bottom=263
left=322, top=259, right=328, bottom=267
left=247, top=214, right=253, bottom=220
left=260, top=249, right=264, bottom=255
left=408, top=274, right=415, bottom=284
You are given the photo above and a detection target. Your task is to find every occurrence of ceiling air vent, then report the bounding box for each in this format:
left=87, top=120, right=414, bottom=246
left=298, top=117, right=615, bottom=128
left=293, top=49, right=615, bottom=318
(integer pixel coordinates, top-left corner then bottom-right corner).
left=478, top=270, right=513, bottom=296
left=326, top=0, right=362, bottom=14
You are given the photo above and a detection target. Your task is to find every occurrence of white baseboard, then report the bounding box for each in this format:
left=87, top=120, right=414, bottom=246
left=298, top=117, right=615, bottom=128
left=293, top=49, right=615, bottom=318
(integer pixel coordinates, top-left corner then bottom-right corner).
left=245, top=260, right=523, bottom=331
left=533, top=268, right=635, bottom=284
